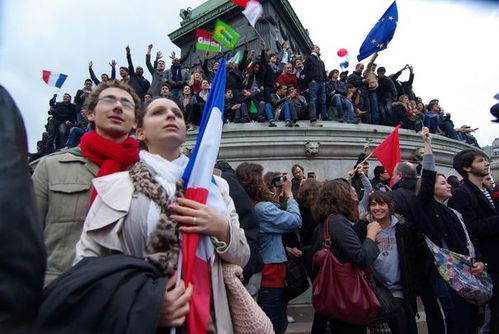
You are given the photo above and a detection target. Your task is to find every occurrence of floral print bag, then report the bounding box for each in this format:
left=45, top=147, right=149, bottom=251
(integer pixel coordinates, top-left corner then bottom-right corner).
left=424, top=209, right=493, bottom=306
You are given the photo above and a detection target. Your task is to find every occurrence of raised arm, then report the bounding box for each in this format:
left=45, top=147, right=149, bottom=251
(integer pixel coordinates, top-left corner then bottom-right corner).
left=146, top=44, right=155, bottom=74
left=88, top=61, right=100, bottom=85
left=126, top=45, right=135, bottom=75
left=417, top=127, right=436, bottom=204
left=109, top=60, right=116, bottom=79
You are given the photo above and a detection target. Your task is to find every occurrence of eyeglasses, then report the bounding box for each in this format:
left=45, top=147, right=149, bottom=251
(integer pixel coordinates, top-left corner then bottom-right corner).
left=97, top=96, right=135, bottom=111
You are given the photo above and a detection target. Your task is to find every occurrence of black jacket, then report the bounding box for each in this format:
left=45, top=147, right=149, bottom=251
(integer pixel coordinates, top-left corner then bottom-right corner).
left=261, top=49, right=280, bottom=87
left=35, top=255, right=166, bottom=334
left=215, top=161, right=263, bottom=282
left=0, top=86, right=46, bottom=333
left=448, top=178, right=499, bottom=273
left=313, top=214, right=379, bottom=269
left=127, top=53, right=150, bottom=99
left=49, top=96, right=77, bottom=123
left=389, top=178, right=419, bottom=226
left=303, top=53, right=327, bottom=83
left=376, top=76, right=398, bottom=101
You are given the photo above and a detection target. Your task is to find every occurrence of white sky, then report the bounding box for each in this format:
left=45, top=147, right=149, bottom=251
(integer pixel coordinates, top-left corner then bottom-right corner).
left=0, top=0, right=498, bottom=152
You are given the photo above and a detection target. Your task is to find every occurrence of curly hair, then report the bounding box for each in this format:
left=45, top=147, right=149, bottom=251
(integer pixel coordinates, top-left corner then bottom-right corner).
left=312, top=179, right=356, bottom=223
left=235, top=162, right=273, bottom=202
left=296, top=179, right=321, bottom=208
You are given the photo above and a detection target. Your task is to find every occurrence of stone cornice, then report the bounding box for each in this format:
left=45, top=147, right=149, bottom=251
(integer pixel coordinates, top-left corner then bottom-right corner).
left=183, top=122, right=478, bottom=167
left=169, top=0, right=313, bottom=49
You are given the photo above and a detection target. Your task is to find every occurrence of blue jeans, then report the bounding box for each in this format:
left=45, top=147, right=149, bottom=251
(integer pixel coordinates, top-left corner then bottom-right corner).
left=45, top=119, right=69, bottom=154
left=308, top=81, right=327, bottom=120
left=265, top=101, right=291, bottom=121
left=433, top=276, right=479, bottom=334
left=66, top=127, right=85, bottom=148
left=379, top=98, right=394, bottom=126
left=369, top=92, right=380, bottom=124
left=332, top=94, right=355, bottom=122
left=258, top=287, right=287, bottom=334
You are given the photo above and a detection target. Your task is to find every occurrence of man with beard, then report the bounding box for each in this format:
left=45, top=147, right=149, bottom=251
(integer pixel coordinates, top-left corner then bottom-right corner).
left=448, top=150, right=499, bottom=332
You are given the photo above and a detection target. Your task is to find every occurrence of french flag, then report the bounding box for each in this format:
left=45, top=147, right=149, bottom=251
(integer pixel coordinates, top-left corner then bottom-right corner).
left=42, top=70, right=68, bottom=88
left=181, top=58, right=227, bottom=333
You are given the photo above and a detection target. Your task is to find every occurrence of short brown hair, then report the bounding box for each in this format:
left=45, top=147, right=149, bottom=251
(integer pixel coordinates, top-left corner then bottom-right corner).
left=368, top=191, right=395, bottom=216
left=312, top=179, right=356, bottom=223
left=85, top=80, right=141, bottom=118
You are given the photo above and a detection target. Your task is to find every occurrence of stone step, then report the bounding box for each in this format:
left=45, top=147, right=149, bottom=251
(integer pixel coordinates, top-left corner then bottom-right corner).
left=285, top=303, right=430, bottom=334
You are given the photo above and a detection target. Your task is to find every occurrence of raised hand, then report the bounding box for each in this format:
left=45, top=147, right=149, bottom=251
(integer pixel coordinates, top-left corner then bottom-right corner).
left=110, top=59, right=116, bottom=67
left=88, top=61, right=93, bottom=68
left=156, top=51, right=163, bottom=60
left=125, top=45, right=130, bottom=54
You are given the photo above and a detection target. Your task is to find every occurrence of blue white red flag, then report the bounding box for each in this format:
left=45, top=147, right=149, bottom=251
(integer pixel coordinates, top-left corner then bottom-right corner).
left=181, top=58, right=227, bottom=334
left=42, top=70, right=68, bottom=88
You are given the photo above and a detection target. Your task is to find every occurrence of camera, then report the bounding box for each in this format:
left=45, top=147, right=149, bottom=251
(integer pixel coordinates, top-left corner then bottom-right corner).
left=271, top=175, right=287, bottom=187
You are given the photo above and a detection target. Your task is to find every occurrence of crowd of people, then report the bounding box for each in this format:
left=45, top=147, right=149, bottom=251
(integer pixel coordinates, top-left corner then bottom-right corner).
left=30, top=41, right=482, bottom=161
left=1, top=61, right=499, bottom=334
left=7, top=37, right=495, bottom=333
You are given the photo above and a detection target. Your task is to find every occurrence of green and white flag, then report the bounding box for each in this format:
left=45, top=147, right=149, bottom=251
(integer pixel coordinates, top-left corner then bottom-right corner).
left=212, top=20, right=240, bottom=50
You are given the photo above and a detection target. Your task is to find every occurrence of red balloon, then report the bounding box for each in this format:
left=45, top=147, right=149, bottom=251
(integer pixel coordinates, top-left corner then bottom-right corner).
left=337, top=48, right=348, bottom=57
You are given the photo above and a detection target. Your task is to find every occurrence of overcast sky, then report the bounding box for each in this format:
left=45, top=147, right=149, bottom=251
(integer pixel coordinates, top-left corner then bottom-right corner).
left=1, top=0, right=498, bottom=152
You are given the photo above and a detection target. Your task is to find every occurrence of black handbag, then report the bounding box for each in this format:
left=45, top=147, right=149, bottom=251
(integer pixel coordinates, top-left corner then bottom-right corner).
left=368, top=272, right=404, bottom=323
left=284, top=254, right=310, bottom=302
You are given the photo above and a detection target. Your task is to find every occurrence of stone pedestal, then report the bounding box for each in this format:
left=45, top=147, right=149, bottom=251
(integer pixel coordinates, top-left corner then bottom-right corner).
left=183, top=121, right=478, bottom=180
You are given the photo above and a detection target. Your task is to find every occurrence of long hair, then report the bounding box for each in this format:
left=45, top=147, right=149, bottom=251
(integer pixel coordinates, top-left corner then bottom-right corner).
left=235, top=163, right=273, bottom=202
left=312, top=179, right=356, bottom=223
left=296, top=179, right=321, bottom=208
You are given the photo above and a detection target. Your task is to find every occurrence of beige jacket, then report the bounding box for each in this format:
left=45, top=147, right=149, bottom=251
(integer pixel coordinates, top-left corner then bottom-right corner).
left=75, top=171, right=250, bottom=333
left=32, top=148, right=98, bottom=286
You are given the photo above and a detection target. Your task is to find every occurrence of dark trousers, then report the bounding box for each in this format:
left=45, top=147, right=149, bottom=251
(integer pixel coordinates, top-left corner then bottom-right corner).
left=433, top=275, right=479, bottom=334
left=45, top=119, right=68, bottom=154
left=258, top=287, right=287, bottom=334
left=490, top=272, right=499, bottom=334
left=311, top=312, right=366, bottom=334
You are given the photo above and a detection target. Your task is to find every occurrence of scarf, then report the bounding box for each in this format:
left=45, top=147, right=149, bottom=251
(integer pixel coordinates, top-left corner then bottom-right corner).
left=131, top=151, right=189, bottom=276
left=79, top=130, right=139, bottom=204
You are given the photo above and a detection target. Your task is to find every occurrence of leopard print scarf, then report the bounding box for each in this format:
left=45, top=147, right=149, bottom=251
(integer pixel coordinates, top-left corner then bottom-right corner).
left=128, top=161, right=184, bottom=277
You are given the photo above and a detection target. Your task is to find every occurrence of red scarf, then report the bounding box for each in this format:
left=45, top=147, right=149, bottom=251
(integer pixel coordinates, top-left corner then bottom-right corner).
left=79, top=130, right=139, bottom=204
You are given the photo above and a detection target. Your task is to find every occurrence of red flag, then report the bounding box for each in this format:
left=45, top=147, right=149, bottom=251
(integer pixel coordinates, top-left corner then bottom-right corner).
left=372, top=125, right=401, bottom=179
left=230, top=0, right=250, bottom=7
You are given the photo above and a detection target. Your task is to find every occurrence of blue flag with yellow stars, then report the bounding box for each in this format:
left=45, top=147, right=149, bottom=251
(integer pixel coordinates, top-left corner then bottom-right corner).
left=357, top=1, right=398, bottom=61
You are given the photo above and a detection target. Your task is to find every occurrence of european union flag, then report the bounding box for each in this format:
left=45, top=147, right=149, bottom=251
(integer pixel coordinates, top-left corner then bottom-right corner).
left=357, top=1, right=398, bottom=61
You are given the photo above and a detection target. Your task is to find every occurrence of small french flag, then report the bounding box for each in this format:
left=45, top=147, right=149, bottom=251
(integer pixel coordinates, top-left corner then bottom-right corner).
left=42, top=70, right=68, bottom=89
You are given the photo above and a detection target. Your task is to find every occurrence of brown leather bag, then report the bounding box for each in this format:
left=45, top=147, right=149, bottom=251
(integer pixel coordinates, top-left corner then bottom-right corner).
left=312, top=215, right=381, bottom=325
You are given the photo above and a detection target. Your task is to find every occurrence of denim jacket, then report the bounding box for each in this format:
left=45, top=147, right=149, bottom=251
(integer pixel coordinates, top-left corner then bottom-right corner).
left=254, top=199, right=302, bottom=264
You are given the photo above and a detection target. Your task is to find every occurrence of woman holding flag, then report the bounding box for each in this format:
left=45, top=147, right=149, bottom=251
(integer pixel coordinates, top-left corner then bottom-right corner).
left=74, top=64, right=250, bottom=332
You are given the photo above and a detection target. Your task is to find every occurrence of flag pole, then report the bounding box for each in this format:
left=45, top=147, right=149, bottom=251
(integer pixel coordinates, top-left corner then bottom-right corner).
left=360, top=151, right=374, bottom=165
left=169, top=250, right=183, bottom=334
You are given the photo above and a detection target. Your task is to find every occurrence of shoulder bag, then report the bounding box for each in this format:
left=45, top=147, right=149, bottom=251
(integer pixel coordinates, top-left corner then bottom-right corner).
left=312, top=215, right=381, bottom=325
left=424, top=209, right=493, bottom=306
